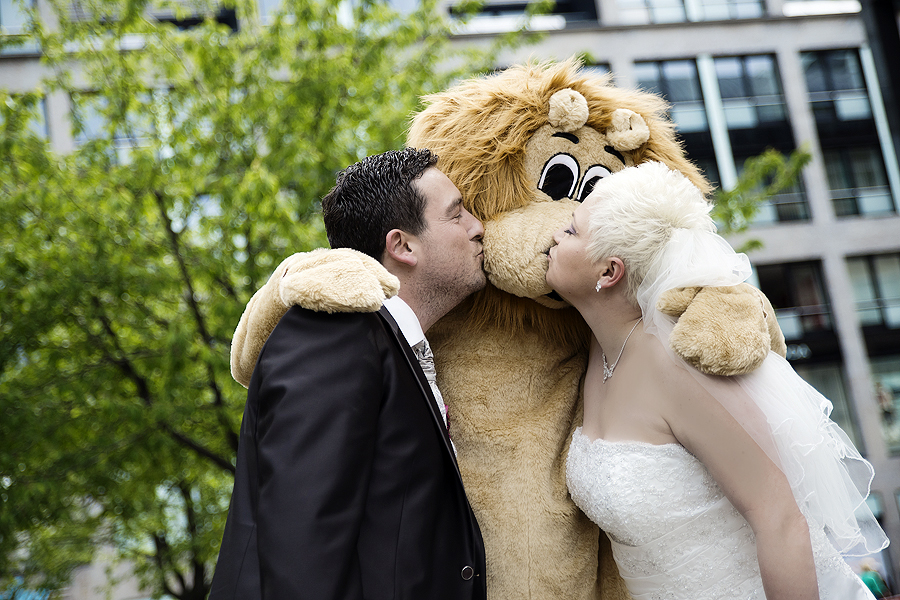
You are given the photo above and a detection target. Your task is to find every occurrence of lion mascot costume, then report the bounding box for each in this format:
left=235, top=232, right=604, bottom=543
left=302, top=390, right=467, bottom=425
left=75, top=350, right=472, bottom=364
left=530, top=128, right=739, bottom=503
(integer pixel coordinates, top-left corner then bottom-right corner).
left=229, top=58, right=785, bottom=599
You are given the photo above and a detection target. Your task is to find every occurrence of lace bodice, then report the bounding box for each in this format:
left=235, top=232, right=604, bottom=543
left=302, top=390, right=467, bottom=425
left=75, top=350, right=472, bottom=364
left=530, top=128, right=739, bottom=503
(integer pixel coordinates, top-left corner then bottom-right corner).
left=566, top=428, right=874, bottom=600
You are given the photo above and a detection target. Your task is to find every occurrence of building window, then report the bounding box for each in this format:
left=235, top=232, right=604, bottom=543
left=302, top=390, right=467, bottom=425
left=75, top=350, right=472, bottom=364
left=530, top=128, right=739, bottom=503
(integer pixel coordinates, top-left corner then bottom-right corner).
left=848, top=253, right=900, bottom=329
left=1, top=0, right=38, bottom=54
left=637, top=56, right=808, bottom=222
left=67, top=0, right=237, bottom=30
left=257, top=0, right=281, bottom=20
left=1, top=93, right=48, bottom=139
left=688, top=0, right=763, bottom=21
left=618, top=0, right=687, bottom=23
left=71, top=92, right=155, bottom=164
left=636, top=60, right=709, bottom=134
left=782, top=0, right=862, bottom=17
left=617, top=0, right=762, bottom=23
left=584, top=63, right=611, bottom=78
left=755, top=261, right=833, bottom=341
left=635, top=60, right=718, bottom=182
left=449, top=0, right=595, bottom=32
left=803, top=48, right=871, bottom=122
left=802, top=49, right=894, bottom=218
left=33, top=96, right=47, bottom=139
left=871, top=355, right=900, bottom=455
left=745, top=175, right=810, bottom=224
left=0, top=0, right=28, bottom=31
left=715, top=55, right=792, bottom=154
left=824, top=147, right=893, bottom=217
left=692, top=156, right=720, bottom=189
left=716, top=55, right=786, bottom=127
left=793, top=362, right=862, bottom=447
left=715, top=55, right=809, bottom=222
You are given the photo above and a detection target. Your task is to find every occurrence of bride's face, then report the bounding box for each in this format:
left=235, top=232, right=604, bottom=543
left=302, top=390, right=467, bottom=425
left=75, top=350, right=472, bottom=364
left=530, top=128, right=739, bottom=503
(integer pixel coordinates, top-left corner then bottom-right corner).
left=546, top=198, right=598, bottom=304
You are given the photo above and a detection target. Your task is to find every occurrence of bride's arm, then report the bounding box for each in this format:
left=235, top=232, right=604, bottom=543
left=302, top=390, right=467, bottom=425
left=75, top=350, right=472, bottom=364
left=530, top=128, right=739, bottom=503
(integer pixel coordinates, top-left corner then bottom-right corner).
left=658, top=358, right=818, bottom=600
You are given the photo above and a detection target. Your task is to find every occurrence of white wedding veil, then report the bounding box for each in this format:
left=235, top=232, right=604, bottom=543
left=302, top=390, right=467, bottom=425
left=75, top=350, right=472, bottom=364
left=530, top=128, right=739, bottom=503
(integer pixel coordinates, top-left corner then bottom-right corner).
left=601, top=162, right=888, bottom=557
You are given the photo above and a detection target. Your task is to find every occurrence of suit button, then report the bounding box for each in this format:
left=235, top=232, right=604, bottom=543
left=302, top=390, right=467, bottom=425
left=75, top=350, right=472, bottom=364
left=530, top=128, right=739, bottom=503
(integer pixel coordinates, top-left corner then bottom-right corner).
left=461, top=566, right=474, bottom=580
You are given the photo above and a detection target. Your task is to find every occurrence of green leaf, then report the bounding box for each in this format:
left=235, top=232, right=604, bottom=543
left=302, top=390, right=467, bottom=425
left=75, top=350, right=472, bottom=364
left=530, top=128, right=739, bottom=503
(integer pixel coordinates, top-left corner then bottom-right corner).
left=0, top=0, right=519, bottom=595
left=712, top=146, right=812, bottom=252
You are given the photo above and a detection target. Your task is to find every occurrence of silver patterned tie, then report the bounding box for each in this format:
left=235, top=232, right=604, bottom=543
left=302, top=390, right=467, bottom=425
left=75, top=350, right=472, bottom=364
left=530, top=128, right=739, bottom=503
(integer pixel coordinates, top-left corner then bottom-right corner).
left=412, top=338, right=450, bottom=434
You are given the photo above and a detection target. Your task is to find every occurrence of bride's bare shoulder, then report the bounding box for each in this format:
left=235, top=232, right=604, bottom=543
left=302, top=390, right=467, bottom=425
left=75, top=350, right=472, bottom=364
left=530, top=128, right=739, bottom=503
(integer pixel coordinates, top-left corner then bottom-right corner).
left=635, top=331, right=717, bottom=403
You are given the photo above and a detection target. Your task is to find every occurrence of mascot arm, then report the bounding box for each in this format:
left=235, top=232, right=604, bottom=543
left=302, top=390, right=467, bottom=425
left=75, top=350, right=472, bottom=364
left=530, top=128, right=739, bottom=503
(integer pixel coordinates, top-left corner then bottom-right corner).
left=230, top=248, right=399, bottom=387
left=657, top=283, right=787, bottom=376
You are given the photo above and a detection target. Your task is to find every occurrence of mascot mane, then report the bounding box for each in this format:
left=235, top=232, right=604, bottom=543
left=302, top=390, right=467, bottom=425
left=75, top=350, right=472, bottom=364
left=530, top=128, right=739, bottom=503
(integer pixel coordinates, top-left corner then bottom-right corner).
left=408, top=57, right=710, bottom=344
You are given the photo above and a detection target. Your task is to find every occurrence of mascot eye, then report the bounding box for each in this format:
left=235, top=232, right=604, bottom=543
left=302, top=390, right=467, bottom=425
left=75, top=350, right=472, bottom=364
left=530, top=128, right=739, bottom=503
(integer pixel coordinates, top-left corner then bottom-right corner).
left=538, top=153, right=580, bottom=201
left=577, top=165, right=612, bottom=202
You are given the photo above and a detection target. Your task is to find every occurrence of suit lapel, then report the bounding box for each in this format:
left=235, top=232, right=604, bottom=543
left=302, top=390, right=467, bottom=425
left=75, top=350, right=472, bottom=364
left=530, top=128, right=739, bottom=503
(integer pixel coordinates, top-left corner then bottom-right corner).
left=377, top=307, right=460, bottom=472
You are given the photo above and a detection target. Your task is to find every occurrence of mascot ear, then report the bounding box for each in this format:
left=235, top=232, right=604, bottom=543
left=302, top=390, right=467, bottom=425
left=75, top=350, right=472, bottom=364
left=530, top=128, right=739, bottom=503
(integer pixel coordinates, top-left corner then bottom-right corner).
left=548, top=89, right=589, bottom=133
left=606, top=108, right=650, bottom=151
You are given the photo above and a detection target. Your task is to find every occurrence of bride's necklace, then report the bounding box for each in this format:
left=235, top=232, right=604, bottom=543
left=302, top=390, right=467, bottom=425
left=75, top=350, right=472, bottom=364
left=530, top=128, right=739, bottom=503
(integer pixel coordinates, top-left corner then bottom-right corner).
left=602, top=317, right=643, bottom=383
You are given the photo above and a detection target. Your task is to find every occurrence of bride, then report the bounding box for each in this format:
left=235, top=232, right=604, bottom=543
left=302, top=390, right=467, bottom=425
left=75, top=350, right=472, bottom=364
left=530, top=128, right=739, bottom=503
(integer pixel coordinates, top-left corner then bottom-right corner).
left=546, top=161, right=888, bottom=600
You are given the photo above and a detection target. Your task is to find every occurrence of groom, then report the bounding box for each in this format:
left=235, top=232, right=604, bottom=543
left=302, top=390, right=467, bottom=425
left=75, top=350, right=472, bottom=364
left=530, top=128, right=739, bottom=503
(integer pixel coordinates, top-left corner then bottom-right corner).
left=209, top=148, right=488, bottom=599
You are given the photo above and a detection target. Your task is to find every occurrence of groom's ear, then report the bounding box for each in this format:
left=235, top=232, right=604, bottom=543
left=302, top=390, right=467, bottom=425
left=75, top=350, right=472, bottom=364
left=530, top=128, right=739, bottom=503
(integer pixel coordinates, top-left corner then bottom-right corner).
left=384, top=229, right=418, bottom=267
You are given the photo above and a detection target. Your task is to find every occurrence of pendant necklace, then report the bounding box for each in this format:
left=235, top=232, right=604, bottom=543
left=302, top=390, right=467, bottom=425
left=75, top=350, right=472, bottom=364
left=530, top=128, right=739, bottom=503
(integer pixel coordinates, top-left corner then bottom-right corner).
left=602, top=317, right=643, bottom=383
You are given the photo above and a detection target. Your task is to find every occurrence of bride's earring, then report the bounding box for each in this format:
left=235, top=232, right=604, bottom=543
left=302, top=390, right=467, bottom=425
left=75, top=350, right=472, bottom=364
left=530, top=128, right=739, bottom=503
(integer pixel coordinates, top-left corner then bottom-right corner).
left=595, top=280, right=603, bottom=292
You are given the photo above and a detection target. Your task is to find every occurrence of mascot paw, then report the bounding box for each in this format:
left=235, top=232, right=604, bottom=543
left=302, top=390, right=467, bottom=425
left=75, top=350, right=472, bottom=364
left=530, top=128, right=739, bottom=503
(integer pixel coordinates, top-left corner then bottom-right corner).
left=278, top=248, right=399, bottom=313
left=657, top=286, right=701, bottom=317
left=662, top=284, right=786, bottom=377
left=230, top=248, right=399, bottom=387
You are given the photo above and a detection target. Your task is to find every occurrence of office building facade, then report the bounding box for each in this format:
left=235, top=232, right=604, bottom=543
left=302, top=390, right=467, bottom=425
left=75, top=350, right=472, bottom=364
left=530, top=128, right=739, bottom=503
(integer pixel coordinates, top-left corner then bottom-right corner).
left=2, top=0, right=899, bottom=592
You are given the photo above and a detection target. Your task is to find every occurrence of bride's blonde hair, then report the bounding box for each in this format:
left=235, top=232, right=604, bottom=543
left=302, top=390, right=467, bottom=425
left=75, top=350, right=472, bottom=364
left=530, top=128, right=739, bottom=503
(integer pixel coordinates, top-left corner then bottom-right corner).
left=585, top=161, right=716, bottom=306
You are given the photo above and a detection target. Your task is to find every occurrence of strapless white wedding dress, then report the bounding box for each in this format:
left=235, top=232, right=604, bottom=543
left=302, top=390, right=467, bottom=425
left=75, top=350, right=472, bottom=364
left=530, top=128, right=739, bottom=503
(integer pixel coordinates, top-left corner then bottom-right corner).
left=566, top=427, right=875, bottom=600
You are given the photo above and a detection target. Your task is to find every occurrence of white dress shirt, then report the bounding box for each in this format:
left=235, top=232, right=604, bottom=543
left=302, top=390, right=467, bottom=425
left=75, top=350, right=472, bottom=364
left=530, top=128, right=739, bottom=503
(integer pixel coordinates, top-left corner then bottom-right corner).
left=383, top=296, right=451, bottom=434
left=383, top=295, right=425, bottom=348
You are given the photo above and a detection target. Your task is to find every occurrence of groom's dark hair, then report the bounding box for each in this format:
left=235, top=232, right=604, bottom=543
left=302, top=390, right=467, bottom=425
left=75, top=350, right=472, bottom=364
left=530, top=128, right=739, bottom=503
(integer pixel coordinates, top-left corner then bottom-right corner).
left=322, top=147, right=439, bottom=261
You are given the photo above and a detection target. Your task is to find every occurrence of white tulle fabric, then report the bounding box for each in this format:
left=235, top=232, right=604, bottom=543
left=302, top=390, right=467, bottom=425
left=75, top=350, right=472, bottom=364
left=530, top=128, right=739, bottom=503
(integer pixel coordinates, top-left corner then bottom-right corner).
left=635, top=228, right=888, bottom=557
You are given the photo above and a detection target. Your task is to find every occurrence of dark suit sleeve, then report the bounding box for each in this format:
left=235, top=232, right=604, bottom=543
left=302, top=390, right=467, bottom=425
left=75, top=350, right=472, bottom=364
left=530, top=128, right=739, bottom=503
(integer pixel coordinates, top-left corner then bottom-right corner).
left=252, top=307, right=383, bottom=599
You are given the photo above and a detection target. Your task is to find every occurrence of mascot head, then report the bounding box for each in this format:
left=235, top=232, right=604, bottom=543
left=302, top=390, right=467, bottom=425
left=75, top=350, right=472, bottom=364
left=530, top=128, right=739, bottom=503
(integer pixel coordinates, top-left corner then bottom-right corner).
left=408, top=57, right=709, bottom=343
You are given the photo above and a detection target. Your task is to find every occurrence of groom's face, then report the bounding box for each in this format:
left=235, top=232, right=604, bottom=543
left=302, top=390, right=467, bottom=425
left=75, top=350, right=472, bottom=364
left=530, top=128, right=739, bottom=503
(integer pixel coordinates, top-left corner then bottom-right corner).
left=411, top=167, right=486, bottom=303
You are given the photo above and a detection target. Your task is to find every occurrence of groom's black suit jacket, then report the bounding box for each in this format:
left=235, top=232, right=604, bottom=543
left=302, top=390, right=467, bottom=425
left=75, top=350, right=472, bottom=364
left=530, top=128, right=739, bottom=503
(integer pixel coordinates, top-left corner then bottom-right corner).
left=209, top=305, right=486, bottom=600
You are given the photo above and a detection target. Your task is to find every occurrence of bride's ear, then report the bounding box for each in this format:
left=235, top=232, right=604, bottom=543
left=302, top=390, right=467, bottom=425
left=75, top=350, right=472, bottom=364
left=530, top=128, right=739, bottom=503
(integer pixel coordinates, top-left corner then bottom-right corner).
left=597, top=257, right=626, bottom=289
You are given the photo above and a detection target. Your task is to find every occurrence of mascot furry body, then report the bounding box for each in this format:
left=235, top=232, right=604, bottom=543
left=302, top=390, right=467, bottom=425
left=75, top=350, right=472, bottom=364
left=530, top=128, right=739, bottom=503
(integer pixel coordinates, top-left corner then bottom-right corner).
left=231, top=59, right=785, bottom=599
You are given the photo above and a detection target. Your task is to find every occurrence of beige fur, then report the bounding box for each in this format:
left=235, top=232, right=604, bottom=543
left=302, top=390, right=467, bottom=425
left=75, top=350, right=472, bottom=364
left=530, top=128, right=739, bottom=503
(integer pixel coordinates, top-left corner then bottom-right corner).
left=408, top=58, right=779, bottom=600
left=659, top=284, right=787, bottom=375
left=549, top=88, right=589, bottom=132
left=230, top=249, right=398, bottom=386
left=608, top=108, right=651, bottom=151
left=229, top=57, right=784, bottom=599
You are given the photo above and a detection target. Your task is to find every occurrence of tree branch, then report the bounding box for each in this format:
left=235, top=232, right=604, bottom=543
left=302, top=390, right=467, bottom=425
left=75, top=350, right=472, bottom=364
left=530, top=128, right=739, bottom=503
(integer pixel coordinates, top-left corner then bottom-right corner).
left=178, top=482, right=210, bottom=600
left=153, top=190, right=213, bottom=345
left=151, top=190, right=240, bottom=455
left=90, top=296, right=236, bottom=474
left=163, top=425, right=235, bottom=474
left=205, top=362, right=239, bottom=454
left=152, top=533, right=180, bottom=600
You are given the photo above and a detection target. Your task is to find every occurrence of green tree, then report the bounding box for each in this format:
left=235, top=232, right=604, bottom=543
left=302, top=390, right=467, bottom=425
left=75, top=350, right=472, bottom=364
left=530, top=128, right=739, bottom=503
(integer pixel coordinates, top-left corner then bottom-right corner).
left=0, top=0, right=519, bottom=596
left=713, top=147, right=813, bottom=251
